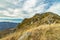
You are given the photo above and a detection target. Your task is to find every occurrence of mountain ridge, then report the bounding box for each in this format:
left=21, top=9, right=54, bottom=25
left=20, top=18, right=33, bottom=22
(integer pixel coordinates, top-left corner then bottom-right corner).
left=17, top=12, right=60, bottom=29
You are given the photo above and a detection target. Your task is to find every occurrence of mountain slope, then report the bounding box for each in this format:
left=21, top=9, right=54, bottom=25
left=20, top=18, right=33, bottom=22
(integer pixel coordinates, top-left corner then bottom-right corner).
left=1, top=24, right=60, bottom=40
left=0, top=12, right=60, bottom=40
left=18, top=24, right=60, bottom=40
left=17, top=12, right=60, bottom=30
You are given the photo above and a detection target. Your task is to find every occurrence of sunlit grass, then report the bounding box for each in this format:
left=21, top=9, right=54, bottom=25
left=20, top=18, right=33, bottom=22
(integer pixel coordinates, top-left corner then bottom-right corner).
left=0, top=24, right=60, bottom=40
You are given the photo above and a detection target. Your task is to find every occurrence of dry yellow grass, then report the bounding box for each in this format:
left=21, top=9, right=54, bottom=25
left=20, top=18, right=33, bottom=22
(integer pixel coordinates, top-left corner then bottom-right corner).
left=0, top=23, right=60, bottom=40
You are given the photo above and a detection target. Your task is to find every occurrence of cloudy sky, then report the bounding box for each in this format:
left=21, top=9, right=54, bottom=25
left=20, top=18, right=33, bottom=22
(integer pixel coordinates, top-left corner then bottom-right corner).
left=0, top=0, right=60, bottom=23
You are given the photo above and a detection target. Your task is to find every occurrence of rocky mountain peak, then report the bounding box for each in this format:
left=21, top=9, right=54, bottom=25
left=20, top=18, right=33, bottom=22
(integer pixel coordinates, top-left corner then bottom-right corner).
left=17, top=12, right=60, bottom=29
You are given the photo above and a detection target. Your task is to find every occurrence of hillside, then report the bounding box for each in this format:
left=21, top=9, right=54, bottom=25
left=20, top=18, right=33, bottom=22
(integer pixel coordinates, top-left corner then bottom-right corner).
left=0, top=12, right=60, bottom=40
left=18, top=24, right=60, bottom=40
left=17, top=12, right=60, bottom=30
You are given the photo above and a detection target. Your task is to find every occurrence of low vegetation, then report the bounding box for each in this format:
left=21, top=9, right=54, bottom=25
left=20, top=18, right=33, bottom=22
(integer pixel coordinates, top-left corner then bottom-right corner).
left=0, top=12, right=60, bottom=40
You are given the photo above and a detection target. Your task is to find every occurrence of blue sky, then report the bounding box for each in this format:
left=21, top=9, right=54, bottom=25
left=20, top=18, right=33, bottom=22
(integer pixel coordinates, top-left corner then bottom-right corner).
left=0, top=0, right=60, bottom=23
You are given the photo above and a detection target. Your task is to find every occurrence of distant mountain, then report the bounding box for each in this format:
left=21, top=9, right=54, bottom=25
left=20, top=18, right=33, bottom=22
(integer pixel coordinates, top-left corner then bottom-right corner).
left=0, top=22, right=18, bottom=30
left=0, top=12, right=60, bottom=40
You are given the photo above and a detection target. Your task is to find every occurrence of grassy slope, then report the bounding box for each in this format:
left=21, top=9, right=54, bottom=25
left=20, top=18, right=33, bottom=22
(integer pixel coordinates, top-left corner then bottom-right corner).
left=0, top=23, right=60, bottom=40
left=0, top=12, right=60, bottom=40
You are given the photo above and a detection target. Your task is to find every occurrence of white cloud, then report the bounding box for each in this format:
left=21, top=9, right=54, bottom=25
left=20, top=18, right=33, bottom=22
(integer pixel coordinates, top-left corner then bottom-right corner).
left=0, top=10, right=16, bottom=17
left=22, top=0, right=49, bottom=18
left=25, top=3, right=49, bottom=18
left=0, top=20, right=22, bottom=23
left=33, top=3, right=48, bottom=13
left=7, top=8, right=14, bottom=12
left=6, top=0, right=19, bottom=5
left=23, top=0, right=37, bottom=10
left=0, top=4, right=5, bottom=7
left=47, top=3, right=60, bottom=15
left=0, top=0, right=59, bottom=23
left=0, top=8, right=30, bottom=19
left=0, top=0, right=56, bottom=19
